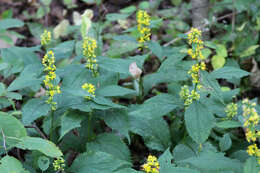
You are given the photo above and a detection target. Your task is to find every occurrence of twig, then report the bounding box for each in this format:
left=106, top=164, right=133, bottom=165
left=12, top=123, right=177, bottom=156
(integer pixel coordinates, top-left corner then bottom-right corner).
left=25, top=124, right=48, bottom=140
left=163, top=12, right=238, bottom=47
left=38, top=0, right=49, bottom=27
left=1, top=128, right=7, bottom=155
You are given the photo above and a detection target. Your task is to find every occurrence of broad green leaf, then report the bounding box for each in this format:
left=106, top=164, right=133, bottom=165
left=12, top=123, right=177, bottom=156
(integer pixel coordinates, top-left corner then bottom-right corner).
left=185, top=101, right=215, bottom=144
left=211, top=66, right=249, bottom=80
left=22, top=98, right=51, bottom=125
left=200, top=71, right=224, bottom=103
left=106, top=41, right=138, bottom=57
left=15, top=137, right=63, bottom=158
left=219, top=134, right=232, bottom=152
left=129, top=94, right=181, bottom=119
left=148, top=41, right=164, bottom=60
left=99, top=55, right=147, bottom=75
left=87, top=133, right=131, bottom=162
left=97, top=85, right=137, bottom=97
left=114, top=168, right=141, bottom=173
left=243, top=157, right=259, bottom=173
left=0, top=156, right=29, bottom=173
left=158, top=148, right=173, bottom=169
left=179, top=152, right=243, bottom=173
left=216, top=121, right=241, bottom=129
left=60, top=110, right=85, bottom=140
left=101, top=109, right=131, bottom=141
left=69, top=151, right=131, bottom=173
left=105, top=13, right=130, bottom=22
left=240, top=45, right=259, bottom=58
left=37, top=156, right=50, bottom=171
left=172, top=144, right=196, bottom=162
left=0, top=112, right=27, bottom=148
left=160, top=166, right=200, bottom=173
left=130, top=116, right=171, bottom=151
left=212, top=54, right=226, bottom=70
left=7, top=64, right=43, bottom=91
left=120, top=6, right=136, bottom=14
left=216, top=44, right=228, bottom=58
left=52, top=40, right=75, bottom=61
left=0, top=19, right=24, bottom=30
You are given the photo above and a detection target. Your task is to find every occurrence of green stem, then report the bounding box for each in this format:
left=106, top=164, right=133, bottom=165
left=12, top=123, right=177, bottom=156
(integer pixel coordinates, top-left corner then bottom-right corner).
left=87, top=112, right=93, bottom=142
left=50, top=111, right=54, bottom=141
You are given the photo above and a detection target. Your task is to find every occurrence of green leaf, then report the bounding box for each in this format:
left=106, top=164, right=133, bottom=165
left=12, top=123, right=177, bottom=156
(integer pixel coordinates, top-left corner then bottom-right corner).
left=212, top=54, right=226, bottom=70
left=219, top=134, right=232, bottom=152
left=129, top=94, right=181, bottom=119
left=0, top=156, right=29, bottom=173
left=52, top=40, right=75, bottom=61
left=60, top=110, right=85, bottom=140
left=7, top=64, right=43, bottom=91
left=211, top=66, right=249, bottom=80
left=22, top=98, right=51, bottom=125
left=243, top=157, right=259, bottom=173
left=160, top=166, right=200, bottom=173
left=216, top=120, right=241, bottom=129
left=0, top=112, right=27, bottom=148
left=87, top=133, right=131, bottom=162
left=148, top=41, right=164, bottom=60
left=106, top=41, right=138, bottom=57
left=0, top=19, right=24, bottom=30
left=97, top=85, right=137, bottom=97
left=114, top=168, right=141, bottom=173
left=69, top=151, right=131, bottom=173
left=185, top=101, right=215, bottom=144
left=158, top=148, right=173, bottom=169
left=101, top=109, right=131, bottom=141
left=216, top=44, right=228, bottom=58
left=240, top=45, right=259, bottom=58
left=172, top=144, right=196, bottom=162
left=179, top=152, right=243, bottom=173
left=15, top=137, right=63, bottom=158
left=105, top=13, right=130, bottom=21
left=37, top=156, right=50, bottom=171
left=200, top=71, right=224, bottom=103
left=130, top=116, right=171, bottom=151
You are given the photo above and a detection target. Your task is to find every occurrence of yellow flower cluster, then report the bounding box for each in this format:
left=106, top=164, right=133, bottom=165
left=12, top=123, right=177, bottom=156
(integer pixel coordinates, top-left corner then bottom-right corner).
left=225, top=103, right=238, bottom=120
left=82, top=83, right=95, bottom=100
left=180, top=85, right=200, bottom=106
left=242, top=99, right=260, bottom=164
left=142, top=155, right=160, bottom=173
left=42, top=50, right=61, bottom=110
left=82, top=37, right=98, bottom=76
left=188, top=62, right=206, bottom=84
left=53, top=157, right=65, bottom=171
left=187, top=28, right=204, bottom=60
left=41, top=30, right=51, bottom=46
left=137, top=10, right=151, bottom=46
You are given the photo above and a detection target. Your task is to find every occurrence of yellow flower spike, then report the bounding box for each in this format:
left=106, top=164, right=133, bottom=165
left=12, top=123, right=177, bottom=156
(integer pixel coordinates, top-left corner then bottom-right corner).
left=82, top=83, right=96, bottom=100
left=42, top=50, right=60, bottom=110
left=225, top=103, right=238, bottom=119
left=137, top=10, right=151, bottom=48
left=82, top=37, right=98, bottom=76
left=41, top=30, right=52, bottom=46
left=142, top=155, right=159, bottom=173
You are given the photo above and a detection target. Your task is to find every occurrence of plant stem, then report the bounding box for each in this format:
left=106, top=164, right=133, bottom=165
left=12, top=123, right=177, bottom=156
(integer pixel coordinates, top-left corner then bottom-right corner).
left=87, top=112, right=93, bottom=142
left=50, top=111, right=54, bottom=141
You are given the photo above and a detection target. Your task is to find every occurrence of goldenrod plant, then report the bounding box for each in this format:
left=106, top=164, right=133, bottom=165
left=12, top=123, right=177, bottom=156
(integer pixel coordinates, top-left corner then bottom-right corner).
left=1, top=1, right=260, bottom=172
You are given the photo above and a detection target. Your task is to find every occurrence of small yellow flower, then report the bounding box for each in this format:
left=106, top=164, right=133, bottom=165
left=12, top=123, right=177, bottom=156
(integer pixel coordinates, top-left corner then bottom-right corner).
left=225, top=103, right=238, bottom=119
left=82, top=83, right=96, bottom=100
left=137, top=10, right=151, bottom=48
left=53, top=157, right=65, bottom=171
left=41, top=30, right=51, bottom=46
left=42, top=50, right=60, bottom=110
left=82, top=37, right=98, bottom=76
left=142, top=155, right=159, bottom=173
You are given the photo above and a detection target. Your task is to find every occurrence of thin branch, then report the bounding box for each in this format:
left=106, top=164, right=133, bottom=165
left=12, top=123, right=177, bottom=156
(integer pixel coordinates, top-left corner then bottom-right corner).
left=25, top=124, right=48, bottom=140
left=163, top=12, right=238, bottom=47
left=232, top=0, right=236, bottom=33
left=1, top=128, right=7, bottom=155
